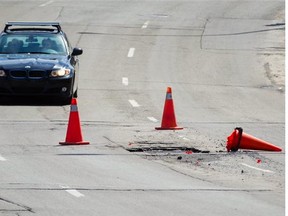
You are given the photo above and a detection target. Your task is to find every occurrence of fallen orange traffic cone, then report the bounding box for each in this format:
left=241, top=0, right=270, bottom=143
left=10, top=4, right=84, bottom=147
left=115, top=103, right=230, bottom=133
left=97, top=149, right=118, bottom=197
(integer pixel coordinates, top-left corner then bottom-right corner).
left=155, top=87, right=183, bottom=130
left=226, top=127, right=281, bottom=152
left=59, top=98, right=90, bottom=145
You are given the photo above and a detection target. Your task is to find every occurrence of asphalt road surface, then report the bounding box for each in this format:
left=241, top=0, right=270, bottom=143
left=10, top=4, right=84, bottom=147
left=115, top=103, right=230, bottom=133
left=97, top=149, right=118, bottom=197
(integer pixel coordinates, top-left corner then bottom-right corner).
left=0, top=0, right=285, bottom=215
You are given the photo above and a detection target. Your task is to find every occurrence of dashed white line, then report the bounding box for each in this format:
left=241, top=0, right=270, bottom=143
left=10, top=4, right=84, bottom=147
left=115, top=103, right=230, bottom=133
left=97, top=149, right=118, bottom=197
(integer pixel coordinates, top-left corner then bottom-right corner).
left=39, top=0, right=54, bottom=7
left=127, top=48, right=135, bottom=58
left=0, top=155, right=6, bottom=161
left=62, top=186, right=84, bottom=198
left=142, top=21, right=149, bottom=29
left=129, top=99, right=140, bottom=107
left=147, top=117, right=158, bottom=122
left=240, top=163, right=274, bottom=173
left=66, top=189, right=84, bottom=198
left=178, top=135, right=190, bottom=141
left=122, top=77, right=129, bottom=86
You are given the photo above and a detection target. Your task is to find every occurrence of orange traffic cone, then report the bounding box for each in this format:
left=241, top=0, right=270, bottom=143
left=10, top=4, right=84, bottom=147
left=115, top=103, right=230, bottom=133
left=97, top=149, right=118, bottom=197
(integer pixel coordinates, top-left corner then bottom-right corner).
left=59, top=98, right=90, bottom=145
left=226, top=127, right=281, bottom=152
left=155, top=87, right=183, bottom=130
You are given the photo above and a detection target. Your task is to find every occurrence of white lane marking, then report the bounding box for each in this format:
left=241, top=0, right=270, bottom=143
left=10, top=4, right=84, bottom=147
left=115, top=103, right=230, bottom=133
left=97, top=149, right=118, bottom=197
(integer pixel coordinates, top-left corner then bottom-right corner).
left=62, top=186, right=84, bottom=198
left=66, top=189, right=84, bottom=198
left=178, top=135, right=190, bottom=141
left=147, top=117, right=158, bottom=122
left=127, top=48, right=135, bottom=58
left=129, top=99, right=140, bottom=107
left=142, top=21, right=149, bottom=29
left=0, top=155, right=7, bottom=161
left=39, top=0, right=54, bottom=7
left=240, top=163, right=274, bottom=173
left=122, top=77, right=129, bottom=86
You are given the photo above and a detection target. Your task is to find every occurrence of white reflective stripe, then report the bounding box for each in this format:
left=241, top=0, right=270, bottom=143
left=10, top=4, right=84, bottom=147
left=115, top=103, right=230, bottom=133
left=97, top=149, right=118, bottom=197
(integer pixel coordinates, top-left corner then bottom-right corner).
left=166, top=93, right=172, bottom=100
left=70, top=105, right=78, bottom=112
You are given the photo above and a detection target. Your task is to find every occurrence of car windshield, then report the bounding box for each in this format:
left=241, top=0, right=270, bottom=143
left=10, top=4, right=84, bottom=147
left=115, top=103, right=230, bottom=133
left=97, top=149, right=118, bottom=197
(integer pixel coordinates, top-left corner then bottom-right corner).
left=0, top=34, right=68, bottom=55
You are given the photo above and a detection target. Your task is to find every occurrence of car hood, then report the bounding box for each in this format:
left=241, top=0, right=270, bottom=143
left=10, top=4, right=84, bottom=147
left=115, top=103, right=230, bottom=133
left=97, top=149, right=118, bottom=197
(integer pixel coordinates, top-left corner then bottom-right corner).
left=0, top=54, right=69, bottom=70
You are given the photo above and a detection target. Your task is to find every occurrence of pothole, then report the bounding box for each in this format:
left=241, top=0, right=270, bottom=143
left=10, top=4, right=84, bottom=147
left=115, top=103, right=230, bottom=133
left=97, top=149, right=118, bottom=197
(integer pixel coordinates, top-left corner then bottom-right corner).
left=126, top=146, right=210, bottom=153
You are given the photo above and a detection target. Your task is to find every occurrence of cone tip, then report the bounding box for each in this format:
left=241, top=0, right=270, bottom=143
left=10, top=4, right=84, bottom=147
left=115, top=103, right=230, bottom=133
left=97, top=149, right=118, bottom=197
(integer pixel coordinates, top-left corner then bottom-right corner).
left=71, top=98, right=77, bottom=105
left=167, top=87, right=172, bottom=93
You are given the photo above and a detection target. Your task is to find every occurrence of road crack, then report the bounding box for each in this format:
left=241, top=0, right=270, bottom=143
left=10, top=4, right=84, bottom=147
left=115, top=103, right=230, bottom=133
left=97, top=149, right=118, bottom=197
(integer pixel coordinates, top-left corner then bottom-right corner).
left=0, top=197, right=34, bottom=213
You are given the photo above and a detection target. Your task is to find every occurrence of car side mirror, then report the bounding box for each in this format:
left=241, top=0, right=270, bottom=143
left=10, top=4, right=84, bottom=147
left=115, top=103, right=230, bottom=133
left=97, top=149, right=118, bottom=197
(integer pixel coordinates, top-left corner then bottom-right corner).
left=71, top=47, right=83, bottom=56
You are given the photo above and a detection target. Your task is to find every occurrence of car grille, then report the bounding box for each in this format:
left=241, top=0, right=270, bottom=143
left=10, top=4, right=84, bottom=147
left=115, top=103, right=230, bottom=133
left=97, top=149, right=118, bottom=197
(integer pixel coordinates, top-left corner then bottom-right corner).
left=29, top=71, right=45, bottom=78
left=10, top=70, right=27, bottom=78
left=10, top=70, right=46, bottom=79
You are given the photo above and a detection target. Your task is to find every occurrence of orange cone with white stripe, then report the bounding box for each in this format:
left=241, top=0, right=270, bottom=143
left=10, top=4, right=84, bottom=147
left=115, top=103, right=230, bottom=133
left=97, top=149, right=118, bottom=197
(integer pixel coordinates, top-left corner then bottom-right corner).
left=59, top=98, right=90, bottom=145
left=155, top=87, right=183, bottom=130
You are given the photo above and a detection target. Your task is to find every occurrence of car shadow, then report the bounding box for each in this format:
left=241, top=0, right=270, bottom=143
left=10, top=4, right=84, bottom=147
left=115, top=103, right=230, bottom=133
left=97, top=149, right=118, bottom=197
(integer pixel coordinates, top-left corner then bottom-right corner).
left=0, top=96, right=70, bottom=106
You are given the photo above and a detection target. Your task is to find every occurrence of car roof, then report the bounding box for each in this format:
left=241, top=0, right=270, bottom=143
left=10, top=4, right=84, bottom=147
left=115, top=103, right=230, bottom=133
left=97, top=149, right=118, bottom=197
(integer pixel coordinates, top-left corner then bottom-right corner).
left=3, top=22, right=62, bottom=34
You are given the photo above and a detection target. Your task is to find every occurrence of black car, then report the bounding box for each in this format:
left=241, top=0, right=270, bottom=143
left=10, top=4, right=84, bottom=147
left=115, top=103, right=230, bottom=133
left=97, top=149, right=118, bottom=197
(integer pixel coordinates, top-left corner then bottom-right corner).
left=0, top=22, right=83, bottom=103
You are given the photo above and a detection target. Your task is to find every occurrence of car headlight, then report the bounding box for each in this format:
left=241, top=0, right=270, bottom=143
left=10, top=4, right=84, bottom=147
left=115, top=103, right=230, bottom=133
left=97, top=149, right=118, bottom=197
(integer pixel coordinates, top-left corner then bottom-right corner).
left=0, top=70, right=6, bottom=77
left=50, top=68, right=71, bottom=77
